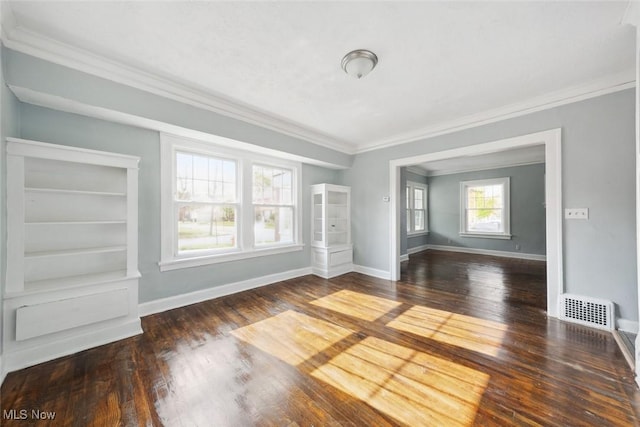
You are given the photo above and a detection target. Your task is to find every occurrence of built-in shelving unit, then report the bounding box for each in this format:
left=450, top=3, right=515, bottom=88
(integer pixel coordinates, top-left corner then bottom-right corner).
left=311, top=183, right=353, bottom=278
left=3, top=138, right=142, bottom=375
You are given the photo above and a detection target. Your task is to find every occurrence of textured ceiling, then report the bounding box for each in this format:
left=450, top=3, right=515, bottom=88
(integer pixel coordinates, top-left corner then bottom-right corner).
left=4, top=1, right=636, bottom=153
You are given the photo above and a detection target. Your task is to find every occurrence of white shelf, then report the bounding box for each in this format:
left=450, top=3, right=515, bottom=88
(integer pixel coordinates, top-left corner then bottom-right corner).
left=25, top=245, right=127, bottom=259
left=18, top=270, right=133, bottom=296
left=26, top=220, right=126, bottom=225
left=25, top=187, right=126, bottom=197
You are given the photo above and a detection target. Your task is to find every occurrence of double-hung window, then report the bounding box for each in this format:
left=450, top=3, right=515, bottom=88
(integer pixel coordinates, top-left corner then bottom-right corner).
left=460, top=177, right=511, bottom=239
left=406, top=181, right=428, bottom=235
left=160, top=134, right=303, bottom=271
left=253, top=164, right=295, bottom=246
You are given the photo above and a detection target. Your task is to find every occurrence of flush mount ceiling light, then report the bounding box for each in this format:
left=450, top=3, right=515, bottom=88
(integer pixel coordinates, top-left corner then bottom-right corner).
left=341, top=49, right=378, bottom=79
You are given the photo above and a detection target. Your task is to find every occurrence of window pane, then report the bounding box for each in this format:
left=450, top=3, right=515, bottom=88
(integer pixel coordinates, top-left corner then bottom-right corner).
left=406, top=187, right=410, bottom=209
left=414, top=210, right=425, bottom=231
left=254, top=206, right=294, bottom=245
left=467, top=208, right=503, bottom=233
left=414, top=188, right=424, bottom=209
left=176, top=151, right=236, bottom=203
left=178, top=204, right=236, bottom=252
left=407, top=210, right=411, bottom=232
left=253, top=165, right=293, bottom=205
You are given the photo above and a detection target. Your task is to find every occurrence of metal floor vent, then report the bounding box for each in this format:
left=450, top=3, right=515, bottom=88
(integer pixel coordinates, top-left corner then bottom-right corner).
left=559, top=294, right=614, bottom=331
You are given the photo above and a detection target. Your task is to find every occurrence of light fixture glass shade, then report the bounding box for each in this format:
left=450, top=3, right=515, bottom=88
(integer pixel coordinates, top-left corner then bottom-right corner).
left=341, top=49, right=378, bottom=79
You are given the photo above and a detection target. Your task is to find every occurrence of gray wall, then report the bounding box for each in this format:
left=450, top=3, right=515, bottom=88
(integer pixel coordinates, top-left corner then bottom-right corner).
left=427, top=163, right=546, bottom=255
left=19, top=104, right=341, bottom=303
left=400, top=168, right=429, bottom=255
left=343, top=89, right=637, bottom=322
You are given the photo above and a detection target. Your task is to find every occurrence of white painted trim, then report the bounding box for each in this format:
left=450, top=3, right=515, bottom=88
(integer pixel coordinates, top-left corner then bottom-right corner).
left=390, top=128, right=562, bottom=317
left=1, top=23, right=353, bottom=154
left=139, top=267, right=312, bottom=317
left=352, top=264, right=391, bottom=280
left=622, top=1, right=640, bottom=27
left=460, top=177, right=511, bottom=237
left=407, top=244, right=430, bottom=255
left=312, top=263, right=354, bottom=279
left=427, top=160, right=545, bottom=177
left=426, top=245, right=547, bottom=262
left=2, top=319, right=142, bottom=377
left=399, top=254, right=409, bottom=262
left=359, top=70, right=634, bottom=153
left=617, top=318, right=639, bottom=334
left=459, top=233, right=512, bottom=240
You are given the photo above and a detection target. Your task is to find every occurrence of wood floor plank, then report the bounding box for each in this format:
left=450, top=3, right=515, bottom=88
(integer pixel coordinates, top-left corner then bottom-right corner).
left=1, top=250, right=639, bottom=426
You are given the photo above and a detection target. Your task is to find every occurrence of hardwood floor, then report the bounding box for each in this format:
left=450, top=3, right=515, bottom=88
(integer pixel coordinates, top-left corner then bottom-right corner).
left=2, top=250, right=639, bottom=426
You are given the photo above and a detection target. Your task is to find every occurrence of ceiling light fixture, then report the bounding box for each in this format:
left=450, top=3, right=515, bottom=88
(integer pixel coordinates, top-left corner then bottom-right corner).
left=341, top=49, right=378, bottom=79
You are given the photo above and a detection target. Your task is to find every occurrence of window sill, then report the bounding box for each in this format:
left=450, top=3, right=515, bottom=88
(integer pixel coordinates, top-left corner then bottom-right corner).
left=158, top=244, right=305, bottom=272
left=459, top=233, right=512, bottom=240
left=407, top=231, right=429, bottom=237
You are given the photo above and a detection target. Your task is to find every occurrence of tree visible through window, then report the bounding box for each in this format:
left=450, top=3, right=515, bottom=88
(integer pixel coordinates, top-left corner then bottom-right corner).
left=253, top=165, right=294, bottom=246
left=460, top=177, right=510, bottom=237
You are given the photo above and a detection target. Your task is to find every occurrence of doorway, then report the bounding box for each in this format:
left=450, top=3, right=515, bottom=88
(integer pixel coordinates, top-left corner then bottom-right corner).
left=389, top=129, right=563, bottom=317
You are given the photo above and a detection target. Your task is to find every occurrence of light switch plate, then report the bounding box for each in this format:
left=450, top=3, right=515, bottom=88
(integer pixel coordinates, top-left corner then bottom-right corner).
left=565, top=208, right=588, bottom=220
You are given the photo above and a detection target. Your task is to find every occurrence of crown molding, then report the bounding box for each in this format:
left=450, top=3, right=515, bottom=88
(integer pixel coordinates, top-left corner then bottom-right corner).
left=426, top=160, right=545, bottom=177
left=1, top=21, right=356, bottom=155
left=356, top=69, right=636, bottom=153
left=405, top=166, right=429, bottom=177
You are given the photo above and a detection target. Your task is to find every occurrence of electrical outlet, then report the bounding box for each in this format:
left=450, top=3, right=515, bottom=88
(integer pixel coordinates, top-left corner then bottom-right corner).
left=515, top=244, right=520, bottom=251
left=382, top=196, right=390, bottom=202
left=564, top=208, right=589, bottom=220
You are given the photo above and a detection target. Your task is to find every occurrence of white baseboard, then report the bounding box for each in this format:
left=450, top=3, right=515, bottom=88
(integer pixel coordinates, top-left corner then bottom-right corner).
left=312, top=263, right=353, bottom=279
left=426, top=244, right=547, bottom=261
left=2, top=319, right=142, bottom=378
left=617, top=318, right=639, bottom=334
left=139, top=267, right=312, bottom=317
left=399, top=254, right=409, bottom=262
left=353, top=264, right=391, bottom=280
left=407, top=244, right=430, bottom=255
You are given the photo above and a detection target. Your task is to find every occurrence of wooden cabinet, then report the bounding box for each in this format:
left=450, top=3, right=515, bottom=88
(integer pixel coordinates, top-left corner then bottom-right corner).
left=3, top=138, right=142, bottom=374
left=310, top=183, right=353, bottom=278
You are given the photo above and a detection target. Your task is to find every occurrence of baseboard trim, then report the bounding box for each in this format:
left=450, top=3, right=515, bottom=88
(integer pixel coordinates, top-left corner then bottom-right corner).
left=139, top=267, right=313, bottom=317
left=2, top=319, right=142, bottom=378
left=426, top=245, right=547, bottom=261
left=399, top=254, right=409, bottom=262
left=617, top=318, right=639, bottom=334
left=353, top=265, right=391, bottom=280
left=612, top=330, right=635, bottom=372
left=407, top=244, right=430, bottom=255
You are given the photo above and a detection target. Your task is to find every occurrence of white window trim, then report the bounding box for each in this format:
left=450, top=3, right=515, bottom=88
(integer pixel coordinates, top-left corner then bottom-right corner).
left=459, top=177, right=511, bottom=239
left=407, top=180, right=429, bottom=236
left=159, top=133, right=303, bottom=272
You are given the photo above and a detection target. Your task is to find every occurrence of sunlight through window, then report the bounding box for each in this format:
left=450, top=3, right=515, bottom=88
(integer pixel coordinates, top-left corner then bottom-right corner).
left=387, top=306, right=507, bottom=357
left=230, top=310, right=353, bottom=365
left=310, top=289, right=402, bottom=321
left=311, top=337, right=489, bottom=427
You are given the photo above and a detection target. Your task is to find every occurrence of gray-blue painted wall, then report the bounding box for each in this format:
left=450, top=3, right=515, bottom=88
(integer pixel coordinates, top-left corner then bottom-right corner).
left=19, top=104, right=341, bottom=303
left=427, top=163, right=546, bottom=255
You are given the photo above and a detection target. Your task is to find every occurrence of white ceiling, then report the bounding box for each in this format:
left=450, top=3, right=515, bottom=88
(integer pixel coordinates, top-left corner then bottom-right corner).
left=415, top=145, right=545, bottom=176
left=2, top=1, right=636, bottom=154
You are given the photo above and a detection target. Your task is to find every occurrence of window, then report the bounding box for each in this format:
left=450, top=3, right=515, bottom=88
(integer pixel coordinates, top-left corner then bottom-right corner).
left=160, top=134, right=303, bottom=271
left=406, top=181, right=428, bottom=235
left=460, top=177, right=511, bottom=239
left=253, top=165, right=294, bottom=246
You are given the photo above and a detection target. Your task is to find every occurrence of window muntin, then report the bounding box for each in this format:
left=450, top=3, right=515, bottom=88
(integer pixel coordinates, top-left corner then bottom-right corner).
left=253, top=165, right=295, bottom=246
left=460, top=177, right=510, bottom=238
left=406, top=181, right=428, bottom=235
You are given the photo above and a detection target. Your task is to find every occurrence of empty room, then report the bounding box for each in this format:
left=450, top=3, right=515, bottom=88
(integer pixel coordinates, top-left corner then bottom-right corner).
left=1, top=1, right=640, bottom=425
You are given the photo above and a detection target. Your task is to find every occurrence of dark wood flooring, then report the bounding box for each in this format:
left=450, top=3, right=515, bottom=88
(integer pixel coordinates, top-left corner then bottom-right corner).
left=2, top=250, right=639, bottom=426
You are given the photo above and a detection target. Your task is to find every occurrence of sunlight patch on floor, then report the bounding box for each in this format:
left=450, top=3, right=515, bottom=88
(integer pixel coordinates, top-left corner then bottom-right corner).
left=311, top=336, right=489, bottom=427
left=387, top=305, right=507, bottom=357
left=230, top=310, right=353, bottom=365
left=309, top=289, right=402, bottom=321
